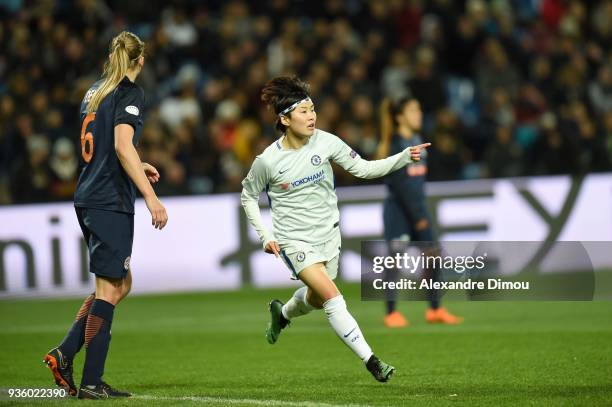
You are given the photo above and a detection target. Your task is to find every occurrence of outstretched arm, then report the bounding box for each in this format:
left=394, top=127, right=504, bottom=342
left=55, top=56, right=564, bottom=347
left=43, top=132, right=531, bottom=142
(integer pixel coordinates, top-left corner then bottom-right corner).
left=330, top=133, right=429, bottom=179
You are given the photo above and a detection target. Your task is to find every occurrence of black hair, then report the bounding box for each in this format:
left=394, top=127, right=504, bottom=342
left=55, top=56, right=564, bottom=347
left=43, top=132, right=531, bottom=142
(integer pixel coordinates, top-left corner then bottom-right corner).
left=388, top=95, right=419, bottom=127
left=261, top=76, right=310, bottom=133
left=378, top=95, right=420, bottom=145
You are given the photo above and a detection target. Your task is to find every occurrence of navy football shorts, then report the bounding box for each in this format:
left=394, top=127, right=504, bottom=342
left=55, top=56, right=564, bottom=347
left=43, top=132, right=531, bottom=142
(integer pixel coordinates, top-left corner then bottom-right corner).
left=75, top=207, right=134, bottom=279
left=383, top=196, right=432, bottom=242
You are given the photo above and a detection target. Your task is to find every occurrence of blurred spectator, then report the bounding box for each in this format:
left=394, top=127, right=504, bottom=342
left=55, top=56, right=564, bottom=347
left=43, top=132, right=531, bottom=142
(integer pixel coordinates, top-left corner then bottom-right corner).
left=428, top=130, right=466, bottom=181
left=1, top=0, right=612, bottom=205
left=381, top=49, right=411, bottom=101
left=529, top=112, right=576, bottom=175
left=484, top=126, right=523, bottom=178
left=162, top=7, right=197, bottom=48
left=159, top=65, right=202, bottom=129
left=10, top=135, right=52, bottom=203
left=476, top=38, right=521, bottom=104
left=49, top=137, right=78, bottom=201
left=589, top=64, right=612, bottom=114
left=407, top=45, right=446, bottom=116
left=603, top=111, right=612, bottom=163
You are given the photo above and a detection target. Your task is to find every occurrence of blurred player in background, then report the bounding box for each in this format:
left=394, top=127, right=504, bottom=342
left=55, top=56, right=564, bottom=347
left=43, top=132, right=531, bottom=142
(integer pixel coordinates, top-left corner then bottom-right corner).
left=242, top=76, right=430, bottom=382
left=44, top=31, right=168, bottom=399
left=377, top=97, right=462, bottom=328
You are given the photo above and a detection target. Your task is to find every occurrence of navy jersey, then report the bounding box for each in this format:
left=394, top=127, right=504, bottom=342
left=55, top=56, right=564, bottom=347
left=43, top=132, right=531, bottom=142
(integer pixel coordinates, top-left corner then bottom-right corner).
left=383, top=134, right=434, bottom=241
left=74, top=77, right=145, bottom=214
left=384, top=133, right=429, bottom=221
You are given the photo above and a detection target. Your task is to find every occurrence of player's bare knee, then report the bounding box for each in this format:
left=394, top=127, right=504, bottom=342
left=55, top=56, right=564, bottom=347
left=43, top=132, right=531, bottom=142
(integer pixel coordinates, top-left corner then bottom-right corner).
left=318, top=280, right=340, bottom=303
left=95, top=279, right=121, bottom=304
left=121, top=272, right=132, bottom=299
left=307, top=282, right=339, bottom=306
left=96, top=290, right=122, bottom=306
left=320, top=289, right=340, bottom=303
left=119, top=284, right=131, bottom=301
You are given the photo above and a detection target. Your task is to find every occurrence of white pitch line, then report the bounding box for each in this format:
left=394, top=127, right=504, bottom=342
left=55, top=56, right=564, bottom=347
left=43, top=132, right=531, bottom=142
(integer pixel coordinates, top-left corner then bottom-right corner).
left=133, top=394, right=370, bottom=407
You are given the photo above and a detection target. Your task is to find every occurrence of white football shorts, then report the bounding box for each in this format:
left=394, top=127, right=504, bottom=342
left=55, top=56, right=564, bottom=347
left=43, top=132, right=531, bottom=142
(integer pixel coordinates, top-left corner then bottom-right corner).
left=279, top=228, right=341, bottom=280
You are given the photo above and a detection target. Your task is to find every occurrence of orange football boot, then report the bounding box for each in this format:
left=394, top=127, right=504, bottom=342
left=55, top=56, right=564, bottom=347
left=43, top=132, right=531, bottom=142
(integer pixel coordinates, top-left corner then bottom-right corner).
left=425, top=307, right=463, bottom=324
left=384, top=311, right=409, bottom=328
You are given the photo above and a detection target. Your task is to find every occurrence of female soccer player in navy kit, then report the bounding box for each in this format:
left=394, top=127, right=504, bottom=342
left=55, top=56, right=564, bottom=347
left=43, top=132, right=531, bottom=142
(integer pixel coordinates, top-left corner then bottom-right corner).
left=44, top=31, right=168, bottom=398
left=377, top=97, right=462, bottom=328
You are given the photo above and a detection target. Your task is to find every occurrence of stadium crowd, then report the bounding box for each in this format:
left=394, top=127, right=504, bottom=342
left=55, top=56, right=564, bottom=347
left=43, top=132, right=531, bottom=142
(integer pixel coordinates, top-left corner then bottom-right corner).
left=1, top=0, right=612, bottom=204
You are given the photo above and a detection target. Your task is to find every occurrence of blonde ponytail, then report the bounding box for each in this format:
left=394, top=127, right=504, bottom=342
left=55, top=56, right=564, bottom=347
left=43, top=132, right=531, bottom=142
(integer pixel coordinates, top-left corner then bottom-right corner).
left=87, top=31, right=145, bottom=113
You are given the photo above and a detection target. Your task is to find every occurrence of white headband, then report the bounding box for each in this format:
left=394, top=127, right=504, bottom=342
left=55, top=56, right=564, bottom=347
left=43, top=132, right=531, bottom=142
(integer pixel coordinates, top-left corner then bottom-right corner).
left=278, top=97, right=312, bottom=117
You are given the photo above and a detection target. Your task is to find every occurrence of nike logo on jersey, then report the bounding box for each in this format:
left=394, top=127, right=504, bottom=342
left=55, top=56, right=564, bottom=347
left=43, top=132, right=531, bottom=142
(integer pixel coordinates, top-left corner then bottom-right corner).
left=279, top=169, right=289, bottom=174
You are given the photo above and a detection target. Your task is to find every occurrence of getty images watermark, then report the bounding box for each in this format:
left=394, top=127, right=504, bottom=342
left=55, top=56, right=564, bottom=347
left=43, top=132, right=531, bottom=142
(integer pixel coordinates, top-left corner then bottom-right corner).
left=360, top=241, right=611, bottom=301
left=370, top=251, right=529, bottom=291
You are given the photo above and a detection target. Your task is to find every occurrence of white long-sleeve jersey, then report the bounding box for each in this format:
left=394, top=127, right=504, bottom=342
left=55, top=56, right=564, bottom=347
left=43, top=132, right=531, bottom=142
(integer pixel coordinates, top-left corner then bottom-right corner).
left=241, top=129, right=413, bottom=248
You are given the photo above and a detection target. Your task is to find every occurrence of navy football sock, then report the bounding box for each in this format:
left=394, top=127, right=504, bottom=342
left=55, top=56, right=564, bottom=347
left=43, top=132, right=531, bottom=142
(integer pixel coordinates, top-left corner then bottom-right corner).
left=383, top=267, right=398, bottom=314
left=81, top=299, right=115, bottom=386
left=429, top=290, right=440, bottom=309
left=427, top=268, right=441, bottom=309
left=416, top=240, right=440, bottom=310
left=58, top=293, right=95, bottom=360
left=386, top=300, right=396, bottom=315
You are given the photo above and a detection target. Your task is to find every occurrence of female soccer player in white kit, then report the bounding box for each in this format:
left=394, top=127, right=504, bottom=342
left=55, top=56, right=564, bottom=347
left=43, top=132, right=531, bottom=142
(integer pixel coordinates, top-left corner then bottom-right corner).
left=241, top=77, right=429, bottom=382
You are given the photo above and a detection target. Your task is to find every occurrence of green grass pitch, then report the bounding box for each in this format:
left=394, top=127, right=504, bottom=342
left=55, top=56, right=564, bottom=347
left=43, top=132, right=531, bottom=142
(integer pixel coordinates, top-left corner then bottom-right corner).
left=1, top=283, right=611, bottom=406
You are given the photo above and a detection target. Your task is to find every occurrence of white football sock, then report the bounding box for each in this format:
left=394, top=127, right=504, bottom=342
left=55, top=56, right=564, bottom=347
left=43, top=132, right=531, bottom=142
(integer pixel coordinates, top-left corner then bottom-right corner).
left=323, top=295, right=373, bottom=362
left=281, top=286, right=315, bottom=320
